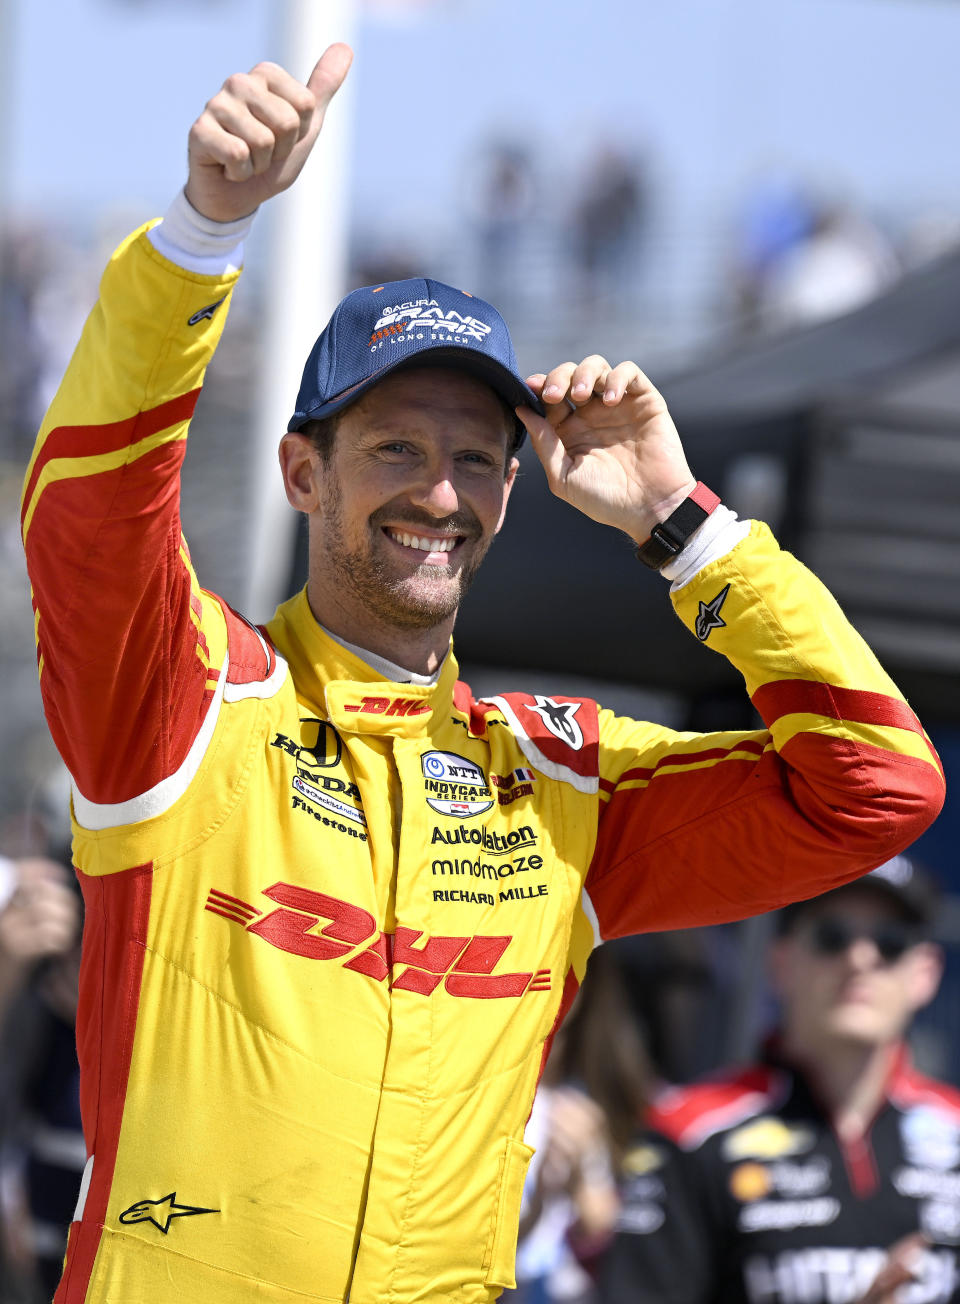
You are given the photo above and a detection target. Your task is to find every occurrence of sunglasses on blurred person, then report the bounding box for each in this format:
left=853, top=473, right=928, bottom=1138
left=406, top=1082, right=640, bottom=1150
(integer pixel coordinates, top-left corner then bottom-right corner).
left=799, top=916, right=921, bottom=964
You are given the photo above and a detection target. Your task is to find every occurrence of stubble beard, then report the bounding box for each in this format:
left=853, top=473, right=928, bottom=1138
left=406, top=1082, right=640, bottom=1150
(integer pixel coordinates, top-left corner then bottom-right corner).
left=318, top=483, right=493, bottom=632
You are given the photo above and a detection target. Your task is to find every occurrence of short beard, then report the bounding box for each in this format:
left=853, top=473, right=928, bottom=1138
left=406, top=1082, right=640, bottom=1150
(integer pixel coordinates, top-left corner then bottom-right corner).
left=316, top=483, right=493, bottom=631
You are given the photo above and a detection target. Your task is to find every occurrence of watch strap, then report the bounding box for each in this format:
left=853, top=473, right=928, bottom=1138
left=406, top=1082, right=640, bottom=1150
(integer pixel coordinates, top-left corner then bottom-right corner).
left=634, top=482, right=721, bottom=570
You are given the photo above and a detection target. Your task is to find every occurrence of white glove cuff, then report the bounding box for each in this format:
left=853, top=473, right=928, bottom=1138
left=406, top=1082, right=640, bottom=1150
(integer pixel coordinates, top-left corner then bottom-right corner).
left=664, top=506, right=751, bottom=591
left=147, top=188, right=254, bottom=275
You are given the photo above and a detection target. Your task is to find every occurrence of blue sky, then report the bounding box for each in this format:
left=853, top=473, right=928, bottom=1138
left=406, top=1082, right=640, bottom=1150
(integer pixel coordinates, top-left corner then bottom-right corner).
left=6, top=0, right=960, bottom=235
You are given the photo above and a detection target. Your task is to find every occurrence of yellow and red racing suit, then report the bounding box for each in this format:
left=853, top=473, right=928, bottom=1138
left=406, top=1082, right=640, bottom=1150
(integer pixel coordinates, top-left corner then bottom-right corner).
left=21, top=223, right=945, bottom=1304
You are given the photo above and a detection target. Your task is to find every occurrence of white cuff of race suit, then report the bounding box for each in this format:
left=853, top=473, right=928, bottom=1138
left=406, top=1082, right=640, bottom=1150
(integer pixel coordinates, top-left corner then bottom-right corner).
left=662, top=505, right=751, bottom=591
left=147, top=188, right=254, bottom=275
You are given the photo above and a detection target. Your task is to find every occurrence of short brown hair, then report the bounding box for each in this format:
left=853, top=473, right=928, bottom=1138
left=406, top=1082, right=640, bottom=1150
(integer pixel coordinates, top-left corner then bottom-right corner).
left=298, top=415, right=340, bottom=463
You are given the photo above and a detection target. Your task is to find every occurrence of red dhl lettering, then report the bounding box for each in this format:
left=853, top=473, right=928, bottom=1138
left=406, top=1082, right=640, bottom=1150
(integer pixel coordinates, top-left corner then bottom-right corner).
left=343, top=695, right=431, bottom=717
left=204, top=883, right=549, bottom=998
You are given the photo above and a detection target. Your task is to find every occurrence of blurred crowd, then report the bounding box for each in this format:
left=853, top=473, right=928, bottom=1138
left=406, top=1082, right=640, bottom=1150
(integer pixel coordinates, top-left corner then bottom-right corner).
left=6, top=156, right=960, bottom=476
left=353, top=142, right=960, bottom=369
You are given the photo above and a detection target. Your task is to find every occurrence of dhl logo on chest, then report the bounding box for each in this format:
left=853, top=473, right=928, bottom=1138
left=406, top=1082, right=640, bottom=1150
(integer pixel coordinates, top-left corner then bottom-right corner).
left=343, top=695, right=430, bottom=717
left=204, top=883, right=551, bottom=998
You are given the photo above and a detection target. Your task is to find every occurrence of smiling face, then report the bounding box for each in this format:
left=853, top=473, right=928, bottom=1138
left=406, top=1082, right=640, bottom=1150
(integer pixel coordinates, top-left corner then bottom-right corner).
left=769, top=889, right=942, bottom=1055
left=280, top=366, right=518, bottom=664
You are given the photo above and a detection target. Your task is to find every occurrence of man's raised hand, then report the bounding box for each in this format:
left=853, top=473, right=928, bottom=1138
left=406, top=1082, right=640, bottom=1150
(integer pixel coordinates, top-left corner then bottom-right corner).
left=185, top=45, right=353, bottom=223
left=518, top=356, right=697, bottom=546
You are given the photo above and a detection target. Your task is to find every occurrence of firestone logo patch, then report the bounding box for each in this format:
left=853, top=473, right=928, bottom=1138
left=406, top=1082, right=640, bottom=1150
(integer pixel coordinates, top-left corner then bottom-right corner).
left=422, top=751, right=494, bottom=818
left=271, top=724, right=366, bottom=832
left=368, top=298, right=493, bottom=350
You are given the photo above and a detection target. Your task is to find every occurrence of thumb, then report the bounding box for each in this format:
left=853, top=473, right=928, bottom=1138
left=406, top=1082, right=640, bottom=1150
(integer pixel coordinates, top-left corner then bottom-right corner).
left=306, top=43, right=354, bottom=115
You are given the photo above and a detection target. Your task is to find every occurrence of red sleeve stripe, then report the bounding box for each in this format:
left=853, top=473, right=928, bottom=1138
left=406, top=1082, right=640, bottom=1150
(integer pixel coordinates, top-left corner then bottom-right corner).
left=22, top=387, right=201, bottom=528
left=752, top=680, right=921, bottom=735
left=610, top=738, right=768, bottom=789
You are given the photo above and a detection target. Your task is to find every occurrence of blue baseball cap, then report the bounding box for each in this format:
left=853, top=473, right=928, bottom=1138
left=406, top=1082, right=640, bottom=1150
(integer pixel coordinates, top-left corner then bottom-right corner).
left=777, top=855, right=938, bottom=933
left=287, top=277, right=544, bottom=446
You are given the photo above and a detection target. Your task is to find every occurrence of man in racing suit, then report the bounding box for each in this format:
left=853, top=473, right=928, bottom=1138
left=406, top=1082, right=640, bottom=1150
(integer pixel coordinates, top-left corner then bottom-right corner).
left=600, top=860, right=960, bottom=1304
left=20, top=46, right=945, bottom=1304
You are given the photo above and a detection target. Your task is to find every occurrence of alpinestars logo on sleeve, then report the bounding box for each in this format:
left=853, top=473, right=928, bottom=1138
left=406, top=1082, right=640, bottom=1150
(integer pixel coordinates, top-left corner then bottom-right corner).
left=528, top=697, right=584, bottom=749
left=187, top=297, right=227, bottom=327
left=119, top=1192, right=219, bottom=1234
left=695, top=585, right=730, bottom=642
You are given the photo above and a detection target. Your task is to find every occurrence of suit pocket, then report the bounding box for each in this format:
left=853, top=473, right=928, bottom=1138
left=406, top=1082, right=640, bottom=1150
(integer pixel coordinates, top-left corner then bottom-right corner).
left=483, top=1137, right=535, bottom=1289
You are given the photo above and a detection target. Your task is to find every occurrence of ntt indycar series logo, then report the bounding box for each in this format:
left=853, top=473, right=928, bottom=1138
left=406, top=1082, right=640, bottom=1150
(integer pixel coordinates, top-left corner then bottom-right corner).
left=422, top=751, right=494, bottom=818
left=368, top=299, right=493, bottom=351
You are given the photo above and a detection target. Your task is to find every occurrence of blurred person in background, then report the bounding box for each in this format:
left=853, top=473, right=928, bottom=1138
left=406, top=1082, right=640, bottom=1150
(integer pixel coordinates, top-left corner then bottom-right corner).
left=507, top=947, right=654, bottom=1304
left=464, top=140, right=537, bottom=315
left=755, top=199, right=899, bottom=333
left=730, top=169, right=815, bottom=329
left=612, top=930, right=715, bottom=1085
left=0, top=854, right=80, bottom=1302
left=600, top=856, right=960, bottom=1304
left=0, top=229, right=50, bottom=461
left=0, top=857, right=77, bottom=1029
left=1, top=935, right=83, bottom=1304
left=19, top=42, right=946, bottom=1304
left=0, top=228, right=97, bottom=466
left=571, top=147, right=649, bottom=312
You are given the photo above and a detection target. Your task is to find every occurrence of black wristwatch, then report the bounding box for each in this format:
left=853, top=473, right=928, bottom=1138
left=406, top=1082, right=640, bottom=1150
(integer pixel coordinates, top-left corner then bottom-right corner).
left=634, top=482, right=721, bottom=570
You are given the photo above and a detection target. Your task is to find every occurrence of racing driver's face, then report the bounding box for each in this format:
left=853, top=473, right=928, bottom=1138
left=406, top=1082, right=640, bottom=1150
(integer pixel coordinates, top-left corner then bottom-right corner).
left=287, top=366, right=518, bottom=650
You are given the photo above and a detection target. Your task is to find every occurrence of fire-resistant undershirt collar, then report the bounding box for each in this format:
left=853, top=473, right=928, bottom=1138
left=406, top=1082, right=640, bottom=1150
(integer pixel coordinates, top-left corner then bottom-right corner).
left=318, top=624, right=442, bottom=687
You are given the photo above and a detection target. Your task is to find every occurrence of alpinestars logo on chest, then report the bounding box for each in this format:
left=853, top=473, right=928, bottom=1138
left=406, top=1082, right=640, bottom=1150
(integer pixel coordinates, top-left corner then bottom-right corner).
left=695, top=585, right=730, bottom=642
left=119, top=1192, right=219, bottom=1234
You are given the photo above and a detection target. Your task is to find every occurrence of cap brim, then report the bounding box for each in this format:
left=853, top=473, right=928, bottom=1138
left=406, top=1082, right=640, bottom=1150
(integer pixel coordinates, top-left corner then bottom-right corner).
left=777, top=875, right=932, bottom=933
left=288, top=347, right=544, bottom=440
left=837, top=876, right=931, bottom=927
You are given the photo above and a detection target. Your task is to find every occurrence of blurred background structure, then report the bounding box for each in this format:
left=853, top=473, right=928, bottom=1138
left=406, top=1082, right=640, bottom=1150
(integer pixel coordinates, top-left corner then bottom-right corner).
left=3, top=0, right=960, bottom=1295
